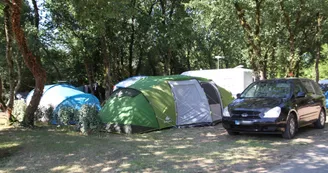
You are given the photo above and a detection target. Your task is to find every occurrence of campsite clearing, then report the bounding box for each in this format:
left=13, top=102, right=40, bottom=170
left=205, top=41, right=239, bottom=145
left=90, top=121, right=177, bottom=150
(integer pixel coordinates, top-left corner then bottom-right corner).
left=1, top=121, right=327, bottom=173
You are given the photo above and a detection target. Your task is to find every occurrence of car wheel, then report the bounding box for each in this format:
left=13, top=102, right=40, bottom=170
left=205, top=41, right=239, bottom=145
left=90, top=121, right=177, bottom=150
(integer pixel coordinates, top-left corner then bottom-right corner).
left=314, top=109, right=326, bottom=129
left=282, top=114, right=297, bottom=139
left=227, top=130, right=239, bottom=136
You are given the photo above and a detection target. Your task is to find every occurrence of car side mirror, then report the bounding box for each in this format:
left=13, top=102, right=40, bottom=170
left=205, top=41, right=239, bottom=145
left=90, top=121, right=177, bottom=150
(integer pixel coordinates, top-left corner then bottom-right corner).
left=296, top=91, right=306, bottom=98
left=236, top=93, right=241, bottom=99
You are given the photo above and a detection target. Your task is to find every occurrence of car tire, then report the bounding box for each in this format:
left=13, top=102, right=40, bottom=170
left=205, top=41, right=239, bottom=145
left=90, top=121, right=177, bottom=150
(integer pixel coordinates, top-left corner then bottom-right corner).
left=227, top=130, right=239, bottom=136
left=314, top=109, right=326, bottom=129
left=282, top=114, right=297, bottom=139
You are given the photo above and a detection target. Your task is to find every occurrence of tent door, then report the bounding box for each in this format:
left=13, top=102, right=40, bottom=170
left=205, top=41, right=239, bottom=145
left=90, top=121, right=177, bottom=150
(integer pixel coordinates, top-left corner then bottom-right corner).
left=200, top=81, right=223, bottom=122
left=168, top=80, right=212, bottom=126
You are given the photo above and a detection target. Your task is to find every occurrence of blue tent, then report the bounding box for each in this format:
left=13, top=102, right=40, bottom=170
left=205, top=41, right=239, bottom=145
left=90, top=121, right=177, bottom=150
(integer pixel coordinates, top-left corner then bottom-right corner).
left=324, top=91, right=328, bottom=108
left=26, top=84, right=101, bottom=123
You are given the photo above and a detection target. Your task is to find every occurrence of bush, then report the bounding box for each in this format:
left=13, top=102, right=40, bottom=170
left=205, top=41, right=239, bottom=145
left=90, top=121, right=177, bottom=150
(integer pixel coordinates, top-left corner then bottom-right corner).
left=12, top=100, right=27, bottom=122
left=35, top=106, right=54, bottom=123
left=77, top=104, right=101, bottom=134
left=57, top=106, right=78, bottom=125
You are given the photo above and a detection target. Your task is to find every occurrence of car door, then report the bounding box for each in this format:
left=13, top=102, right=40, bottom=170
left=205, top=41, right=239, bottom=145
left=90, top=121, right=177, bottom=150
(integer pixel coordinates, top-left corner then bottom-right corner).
left=310, top=80, right=324, bottom=121
left=300, top=80, right=319, bottom=123
left=293, top=81, right=312, bottom=126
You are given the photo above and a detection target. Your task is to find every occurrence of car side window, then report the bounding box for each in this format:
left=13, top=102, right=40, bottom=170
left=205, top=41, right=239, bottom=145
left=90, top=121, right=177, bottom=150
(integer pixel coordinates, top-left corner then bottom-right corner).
left=311, top=81, right=323, bottom=95
left=302, top=80, right=315, bottom=94
left=294, top=82, right=304, bottom=95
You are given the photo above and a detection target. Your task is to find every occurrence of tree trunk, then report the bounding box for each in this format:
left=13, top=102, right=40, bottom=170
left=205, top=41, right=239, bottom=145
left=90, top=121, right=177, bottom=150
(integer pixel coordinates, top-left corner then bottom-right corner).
left=0, top=77, right=7, bottom=112
left=260, top=57, right=267, bottom=80
left=315, top=12, right=322, bottom=83
left=14, top=55, right=22, bottom=95
left=4, top=4, right=15, bottom=121
left=128, top=17, right=135, bottom=77
left=259, top=50, right=268, bottom=80
left=101, top=36, right=112, bottom=100
left=148, top=53, right=157, bottom=75
left=167, top=48, right=172, bottom=75
left=234, top=1, right=262, bottom=74
left=84, top=60, right=94, bottom=95
left=280, top=0, right=304, bottom=76
left=186, top=49, right=191, bottom=70
left=295, top=60, right=301, bottom=77
left=128, top=0, right=136, bottom=77
left=42, top=47, right=62, bottom=79
left=51, top=61, right=62, bottom=80
left=30, top=0, right=41, bottom=64
left=136, top=46, right=143, bottom=75
left=10, top=0, right=47, bottom=127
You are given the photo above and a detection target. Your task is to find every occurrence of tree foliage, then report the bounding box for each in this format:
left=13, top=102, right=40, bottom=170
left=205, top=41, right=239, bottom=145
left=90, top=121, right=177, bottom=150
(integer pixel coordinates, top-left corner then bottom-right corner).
left=1, top=0, right=328, bottom=125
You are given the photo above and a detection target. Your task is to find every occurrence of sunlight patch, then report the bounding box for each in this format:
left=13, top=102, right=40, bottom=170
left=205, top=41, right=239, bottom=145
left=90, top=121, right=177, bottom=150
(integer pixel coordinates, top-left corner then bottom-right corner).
left=101, top=167, right=112, bottom=172
left=91, top=163, right=104, bottom=168
left=50, top=165, right=84, bottom=172
left=316, top=144, right=328, bottom=148
left=119, top=163, right=131, bottom=168
left=202, top=159, right=214, bottom=164
left=106, top=160, right=118, bottom=164
left=140, top=153, right=150, bottom=156
left=270, top=141, right=288, bottom=146
left=14, top=166, right=27, bottom=171
left=67, top=165, right=84, bottom=172
left=154, top=151, right=165, bottom=155
left=51, top=166, right=68, bottom=171
left=65, top=153, right=75, bottom=157
left=205, top=132, right=216, bottom=137
left=139, top=145, right=160, bottom=149
left=292, top=138, right=313, bottom=145
left=0, top=142, right=20, bottom=149
left=175, top=145, right=192, bottom=149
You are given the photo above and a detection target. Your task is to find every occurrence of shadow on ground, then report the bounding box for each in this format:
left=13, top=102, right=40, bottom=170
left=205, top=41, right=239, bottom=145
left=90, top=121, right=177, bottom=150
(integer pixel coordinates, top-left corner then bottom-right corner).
left=0, top=122, right=327, bottom=173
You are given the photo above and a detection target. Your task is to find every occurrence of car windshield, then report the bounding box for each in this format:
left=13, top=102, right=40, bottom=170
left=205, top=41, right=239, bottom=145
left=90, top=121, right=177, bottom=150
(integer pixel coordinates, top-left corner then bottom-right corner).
left=241, top=81, right=291, bottom=98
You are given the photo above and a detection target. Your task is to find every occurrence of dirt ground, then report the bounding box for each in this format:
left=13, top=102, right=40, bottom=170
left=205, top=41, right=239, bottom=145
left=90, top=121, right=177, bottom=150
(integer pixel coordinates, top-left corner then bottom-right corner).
left=0, top=120, right=327, bottom=173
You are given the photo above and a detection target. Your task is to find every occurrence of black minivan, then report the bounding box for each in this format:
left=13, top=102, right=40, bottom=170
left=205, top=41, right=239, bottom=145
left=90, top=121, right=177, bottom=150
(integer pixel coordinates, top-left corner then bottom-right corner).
left=222, top=78, right=326, bottom=139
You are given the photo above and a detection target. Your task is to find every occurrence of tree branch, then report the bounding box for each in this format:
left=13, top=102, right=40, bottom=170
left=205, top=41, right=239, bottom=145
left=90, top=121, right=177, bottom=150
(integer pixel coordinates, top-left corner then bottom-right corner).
left=234, top=2, right=253, bottom=37
left=31, top=0, right=39, bottom=30
left=148, top=0, right=157, bottom=15
left=0, top=0, right=10, bottom=5
left=255, top=0, right=261, bottom=37
left=293, top=0, right=305, bottom=33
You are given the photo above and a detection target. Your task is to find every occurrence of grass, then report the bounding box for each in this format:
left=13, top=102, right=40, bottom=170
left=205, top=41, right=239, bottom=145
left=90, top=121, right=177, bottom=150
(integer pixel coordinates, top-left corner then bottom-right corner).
left=0, top=121, right=327, bottom=173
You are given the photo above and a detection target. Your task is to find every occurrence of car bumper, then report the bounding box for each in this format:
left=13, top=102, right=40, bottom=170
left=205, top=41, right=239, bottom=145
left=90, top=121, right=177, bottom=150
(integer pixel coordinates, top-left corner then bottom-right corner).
left=222, top=118, right=286, bottom=134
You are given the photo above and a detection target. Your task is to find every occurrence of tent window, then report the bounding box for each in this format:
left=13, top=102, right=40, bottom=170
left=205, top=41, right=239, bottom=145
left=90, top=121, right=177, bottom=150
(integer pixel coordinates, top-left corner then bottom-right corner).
left=200, top=82, right=220, bottom=104
left=111, top=88, right=141, bottom=98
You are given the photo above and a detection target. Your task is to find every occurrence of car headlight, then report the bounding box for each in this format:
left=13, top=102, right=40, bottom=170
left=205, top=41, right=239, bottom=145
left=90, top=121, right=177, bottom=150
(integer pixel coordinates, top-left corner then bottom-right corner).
left=263, top=106, right=281, bottom=118
left=223, top=107, right=231, bottom=117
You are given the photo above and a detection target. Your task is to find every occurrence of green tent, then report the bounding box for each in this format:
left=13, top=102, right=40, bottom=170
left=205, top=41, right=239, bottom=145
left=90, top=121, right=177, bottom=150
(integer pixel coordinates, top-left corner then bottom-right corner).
left=99, top=75, right=234, bottom=133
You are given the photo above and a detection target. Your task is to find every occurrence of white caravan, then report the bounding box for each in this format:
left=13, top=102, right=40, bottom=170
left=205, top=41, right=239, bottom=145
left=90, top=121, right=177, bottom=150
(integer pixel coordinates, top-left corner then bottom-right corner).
left=181, top=67, right=254, bottom=98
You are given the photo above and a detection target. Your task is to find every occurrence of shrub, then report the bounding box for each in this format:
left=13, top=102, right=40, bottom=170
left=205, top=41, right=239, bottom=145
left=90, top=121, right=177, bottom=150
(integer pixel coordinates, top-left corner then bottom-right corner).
left=12, top=100, right=27, bottom=122
left=77, top=104, right=101, bottom=134
left=57, top=106, right=78, bottom=125
left=35, top=106, right=54, bottom=123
